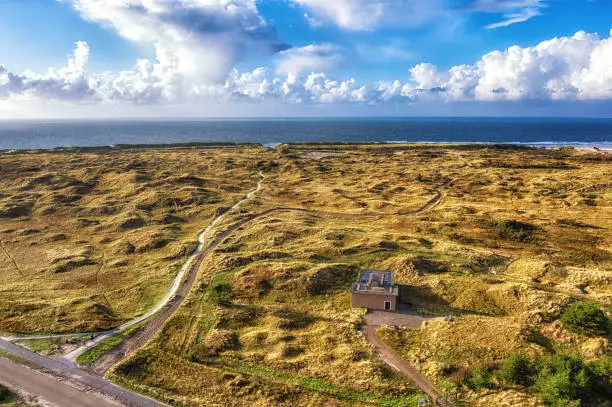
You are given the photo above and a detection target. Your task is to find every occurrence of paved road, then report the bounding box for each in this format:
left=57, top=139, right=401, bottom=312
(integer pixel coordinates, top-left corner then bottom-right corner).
left=0, top=339, right=168, bottom=407
left=0, top=357, right=122, bottom=407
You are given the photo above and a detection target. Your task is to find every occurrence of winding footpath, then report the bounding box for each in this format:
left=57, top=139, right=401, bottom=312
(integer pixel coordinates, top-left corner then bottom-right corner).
left=0, top=172, right=451, bottom=406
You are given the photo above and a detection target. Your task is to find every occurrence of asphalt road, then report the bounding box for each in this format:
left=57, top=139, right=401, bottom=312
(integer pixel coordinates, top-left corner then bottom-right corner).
left=0, top=357, right=122, bottom=407
left=0, top=339, right=168, bottom=407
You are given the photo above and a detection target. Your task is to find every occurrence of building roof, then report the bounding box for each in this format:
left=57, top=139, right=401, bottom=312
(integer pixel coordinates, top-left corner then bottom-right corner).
left=350, top=270, right=398, bottom=296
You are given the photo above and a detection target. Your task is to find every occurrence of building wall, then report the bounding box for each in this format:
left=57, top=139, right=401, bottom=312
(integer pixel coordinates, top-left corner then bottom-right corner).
left=352, top=293, right=397, bottom=311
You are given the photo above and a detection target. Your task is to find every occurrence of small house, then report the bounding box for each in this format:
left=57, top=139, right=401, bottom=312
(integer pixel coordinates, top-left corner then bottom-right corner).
left=350, top=270, right=399, bottom=311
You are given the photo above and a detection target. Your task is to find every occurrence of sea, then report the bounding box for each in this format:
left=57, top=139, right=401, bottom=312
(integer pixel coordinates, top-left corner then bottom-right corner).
left=0, top=118, right=611, bottom=150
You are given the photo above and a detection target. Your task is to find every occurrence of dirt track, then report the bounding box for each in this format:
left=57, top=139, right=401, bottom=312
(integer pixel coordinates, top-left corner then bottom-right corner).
left=92, top=208, right=280, bottom=374
left=361, top=326, right=454, bottom=407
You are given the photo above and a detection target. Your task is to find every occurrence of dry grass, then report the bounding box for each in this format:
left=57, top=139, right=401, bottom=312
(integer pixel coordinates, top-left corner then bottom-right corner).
left=0, top=145, right=274, bottom=333
left=3, top=144, right=610, bottom=406
left=124, top=144, right=609, bottom=406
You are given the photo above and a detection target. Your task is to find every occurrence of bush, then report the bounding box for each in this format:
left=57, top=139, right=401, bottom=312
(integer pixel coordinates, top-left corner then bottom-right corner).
left=492, top=352, right=611, bottom=407
left=210, top=282, right=234, bottom=306
left=535, top=355, right=596, bottom=407
left=491, top=219, right=537, bottom=242
left=496, top=353, right=536, bottom=387
left=465, top=367, right=492, bottom=390
left=0, top=385, right=11, bottom=402
left=560, top=301, right=609, bottom=336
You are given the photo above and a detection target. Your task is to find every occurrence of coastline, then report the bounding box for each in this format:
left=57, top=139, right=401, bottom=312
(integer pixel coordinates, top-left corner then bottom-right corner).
left=2, top=141, right=611, bottom=154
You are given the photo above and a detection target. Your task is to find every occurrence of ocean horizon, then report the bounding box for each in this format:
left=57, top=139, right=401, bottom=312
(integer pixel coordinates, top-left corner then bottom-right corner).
left=1, top=117, right=611, bottom=150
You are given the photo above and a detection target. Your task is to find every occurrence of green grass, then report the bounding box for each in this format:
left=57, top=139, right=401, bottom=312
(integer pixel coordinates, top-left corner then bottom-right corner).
left=0, top=350, right=25, bottom=364
left=17, top=335, right=91, bottom=354
left=203, top=359, right=423, bottom=407
left=76, top=321, right=147, bottom=365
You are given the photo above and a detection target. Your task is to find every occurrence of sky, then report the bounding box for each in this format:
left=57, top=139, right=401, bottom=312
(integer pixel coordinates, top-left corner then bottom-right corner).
left=0, top=0, right=611, bottom=118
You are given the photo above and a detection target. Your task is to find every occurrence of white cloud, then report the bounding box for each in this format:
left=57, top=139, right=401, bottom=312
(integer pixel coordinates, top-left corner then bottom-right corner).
left=66, top=0, right=287, bottom=86
left=291, top=0, right=445, bottom=31
left=409, top=30, right=612, bottom=102
left=0, top=42, right=95, bottom=101
left=291, top=0, right=546, bottom=31
left=470, top=0, right=546, bottom=28
left=303, top=13, right=324, bottom=28
left=276, top=44, right=344, bottom=75
left=2, top=30, right=612, bottom=108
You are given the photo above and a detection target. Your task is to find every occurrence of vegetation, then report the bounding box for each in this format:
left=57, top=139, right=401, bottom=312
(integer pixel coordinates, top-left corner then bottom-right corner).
left=76, top=321, right=146, bottom=365
left=560, top=301, right=609, bottom=336
left=0, top=145, right=272, bottom=333
left=491, top=219, right=537, bottom=242
left=496, top=353, right=536, bottom=387
left=447, top=352, right=611, bottom=406
left=0, top=385, right=33, bottom=407
left=1, top=144, right=610, bottom=406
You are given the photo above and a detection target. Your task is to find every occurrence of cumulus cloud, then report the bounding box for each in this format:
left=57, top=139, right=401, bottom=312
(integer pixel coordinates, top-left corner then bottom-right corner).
left=66, top=0, right=288, bottom=85
left=276, top=44, right=344, bottom=75
left=408, top=30, right=612, bottom=101
left=0, top=42, right=95, bottom=101
left=230, top=29, right=612, bottom=104
left=2, top=30, right=612, bottom=107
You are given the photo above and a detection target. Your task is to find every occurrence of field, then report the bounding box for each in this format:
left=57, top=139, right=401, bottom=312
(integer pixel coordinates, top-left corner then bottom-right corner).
left=1, top=144, right=610, bottom=406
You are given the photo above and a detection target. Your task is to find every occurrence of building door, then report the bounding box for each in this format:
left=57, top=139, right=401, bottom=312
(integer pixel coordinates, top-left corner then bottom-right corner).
left=384, top=301, right=391, bottom=311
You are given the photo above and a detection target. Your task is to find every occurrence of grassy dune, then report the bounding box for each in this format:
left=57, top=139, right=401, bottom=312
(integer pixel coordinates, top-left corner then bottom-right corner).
left=1, top=144, right=610, bottom=406
left=0, top=145, right=275, bottom=333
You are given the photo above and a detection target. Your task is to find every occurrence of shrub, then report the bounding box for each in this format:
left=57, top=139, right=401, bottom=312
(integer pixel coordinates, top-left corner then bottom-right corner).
left=496, top=353, right=536, bottom=386
left=379, top=240, right=401, bottom=250
left=210, top=282, right=234, bottom=306
left=492, top=353, right=611, bottom=407
left=0, top=385, right=11, bottom=402
left=560, top=301, right=609, bottom=336
left=535, top=354, right=596, bottom=407
left=491, top=219, right=537, bottom=242
left=465, top=367, right=492, bottom=390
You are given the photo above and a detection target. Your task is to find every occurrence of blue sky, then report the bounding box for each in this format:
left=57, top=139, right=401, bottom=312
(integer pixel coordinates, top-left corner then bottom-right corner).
left=0, top=0, right=611, bottom=117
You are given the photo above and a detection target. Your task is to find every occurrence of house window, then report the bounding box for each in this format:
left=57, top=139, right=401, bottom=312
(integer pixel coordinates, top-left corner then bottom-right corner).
left=384, top=301, right=391, bottom=311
